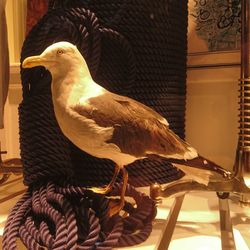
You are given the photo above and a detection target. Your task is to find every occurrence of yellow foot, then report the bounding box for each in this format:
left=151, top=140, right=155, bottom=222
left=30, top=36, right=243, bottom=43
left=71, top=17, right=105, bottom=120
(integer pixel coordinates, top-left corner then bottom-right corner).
left=86, top=185, right=112, bottom=194
left=108, top=199, right=125, bottom=217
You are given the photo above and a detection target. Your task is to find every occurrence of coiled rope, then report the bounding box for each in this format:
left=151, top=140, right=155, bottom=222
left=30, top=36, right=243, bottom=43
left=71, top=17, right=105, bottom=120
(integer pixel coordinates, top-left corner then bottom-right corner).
left=3, top=182, right=155, bottom=249
left=3, top=1, right=188, bottom=248
left=20, top=4, right=184, bottom=189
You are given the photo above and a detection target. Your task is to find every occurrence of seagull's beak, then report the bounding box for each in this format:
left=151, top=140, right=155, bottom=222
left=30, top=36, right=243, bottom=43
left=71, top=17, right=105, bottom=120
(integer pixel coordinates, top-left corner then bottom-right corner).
left=22, top=55, right=48, bottom=69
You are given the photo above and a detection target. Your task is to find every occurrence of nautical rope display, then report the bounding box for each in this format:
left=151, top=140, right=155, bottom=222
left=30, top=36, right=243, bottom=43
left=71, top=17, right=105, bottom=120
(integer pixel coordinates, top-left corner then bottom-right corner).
left=3, top=1, right=188, bottom=249
left=3, top=182, right=155, bottom=249
left=20, top=5, right=186, bottom=188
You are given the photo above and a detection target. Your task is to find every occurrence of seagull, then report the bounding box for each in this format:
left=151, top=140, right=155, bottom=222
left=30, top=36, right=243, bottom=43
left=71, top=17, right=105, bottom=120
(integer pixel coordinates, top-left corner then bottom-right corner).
left=22, top=41, right=199, bottom=216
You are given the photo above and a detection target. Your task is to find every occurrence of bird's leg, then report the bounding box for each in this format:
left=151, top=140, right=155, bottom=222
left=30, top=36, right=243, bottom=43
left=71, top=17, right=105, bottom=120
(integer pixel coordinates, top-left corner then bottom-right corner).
left=108, top=168, right=128, bottom=217
left=87, top=164, right=121, bottom=194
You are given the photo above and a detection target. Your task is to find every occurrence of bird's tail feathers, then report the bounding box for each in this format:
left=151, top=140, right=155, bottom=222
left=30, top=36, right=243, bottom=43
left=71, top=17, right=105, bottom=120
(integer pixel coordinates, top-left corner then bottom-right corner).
left=162, top=128, right=198, bottom=160
left=183, top=146, right=198, bottom=160
left=168, top=154, right=222, bottom=172
left=159, top=146, right=197, bottom=161
left=150, top=122, right=198, bottom=160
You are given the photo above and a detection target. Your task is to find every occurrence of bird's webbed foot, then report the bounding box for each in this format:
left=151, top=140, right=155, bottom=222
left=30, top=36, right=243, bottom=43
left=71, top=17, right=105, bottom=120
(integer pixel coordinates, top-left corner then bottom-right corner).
left=108, top=198, right=125, bottom=217
left=87, top=185, right=112, bottom=194
left=86, top=164, right=121, bottom=194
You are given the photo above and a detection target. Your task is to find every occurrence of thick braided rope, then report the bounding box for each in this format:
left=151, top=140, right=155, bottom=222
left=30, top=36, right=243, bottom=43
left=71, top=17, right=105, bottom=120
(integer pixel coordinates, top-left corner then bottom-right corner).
left=60, top=0, right=188, bottom=157
left=3, top=2, right=188, bottom=249
left=3, top=182, right=156, bottom=249
left=19, top=94, right=73, bottom=185
left=57, top=0, right=187, bottom=183
left=2, top=192, right=32, bottom=250
left=83, top=0, right=188, bottom=137
left=20, top=5, right=183, bottom=188
left=113, top=184, right=156, bottom=247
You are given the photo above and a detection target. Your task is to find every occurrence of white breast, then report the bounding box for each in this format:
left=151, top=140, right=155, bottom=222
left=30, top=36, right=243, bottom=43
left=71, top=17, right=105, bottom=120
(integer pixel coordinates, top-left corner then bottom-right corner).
left=52, top=78, right=143, bottom=166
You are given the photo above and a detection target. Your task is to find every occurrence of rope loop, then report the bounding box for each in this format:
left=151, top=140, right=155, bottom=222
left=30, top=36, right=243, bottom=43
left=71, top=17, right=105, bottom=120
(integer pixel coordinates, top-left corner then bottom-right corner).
left=3, top=182, right=156, bottom=249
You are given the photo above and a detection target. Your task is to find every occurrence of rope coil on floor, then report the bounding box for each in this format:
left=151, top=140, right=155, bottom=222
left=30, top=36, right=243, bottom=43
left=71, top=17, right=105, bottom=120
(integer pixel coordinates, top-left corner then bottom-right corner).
left=3, top=183, right=156, bottom=249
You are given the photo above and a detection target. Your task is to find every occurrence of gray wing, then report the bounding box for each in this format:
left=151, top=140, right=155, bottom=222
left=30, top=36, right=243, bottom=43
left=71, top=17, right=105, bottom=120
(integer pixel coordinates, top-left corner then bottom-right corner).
left=72, top=92, right=193, bottom=158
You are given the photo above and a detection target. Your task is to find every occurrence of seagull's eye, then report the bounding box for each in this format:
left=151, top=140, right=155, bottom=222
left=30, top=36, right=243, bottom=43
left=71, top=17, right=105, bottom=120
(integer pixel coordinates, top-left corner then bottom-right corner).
left=57, top=49, right=64, bottom=55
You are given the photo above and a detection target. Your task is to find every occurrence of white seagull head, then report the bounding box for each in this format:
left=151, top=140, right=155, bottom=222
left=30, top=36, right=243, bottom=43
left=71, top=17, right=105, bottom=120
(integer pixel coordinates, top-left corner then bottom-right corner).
left=22, top=41, right=90, bottom=79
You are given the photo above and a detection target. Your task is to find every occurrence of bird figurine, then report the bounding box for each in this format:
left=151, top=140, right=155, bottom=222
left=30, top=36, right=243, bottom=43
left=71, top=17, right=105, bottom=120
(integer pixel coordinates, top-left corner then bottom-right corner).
left=22, top=41, right=199, bottom=216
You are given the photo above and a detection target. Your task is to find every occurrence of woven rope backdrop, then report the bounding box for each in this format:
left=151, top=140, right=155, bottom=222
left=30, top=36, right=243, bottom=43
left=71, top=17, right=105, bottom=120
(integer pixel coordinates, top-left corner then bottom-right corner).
left=48, top=0, right=188, bottom=187
left=3, top=0, right=189, bottom=249
left=19, top=0, right=188, bottom=188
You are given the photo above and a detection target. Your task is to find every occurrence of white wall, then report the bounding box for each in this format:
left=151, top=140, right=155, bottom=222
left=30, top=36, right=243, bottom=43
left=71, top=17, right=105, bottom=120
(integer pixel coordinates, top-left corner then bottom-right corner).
left=186, top=66, right=239, bottom=170
left=6, top=0, right=27, bottom=63
left=186, top=0, right=240, bottom=171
